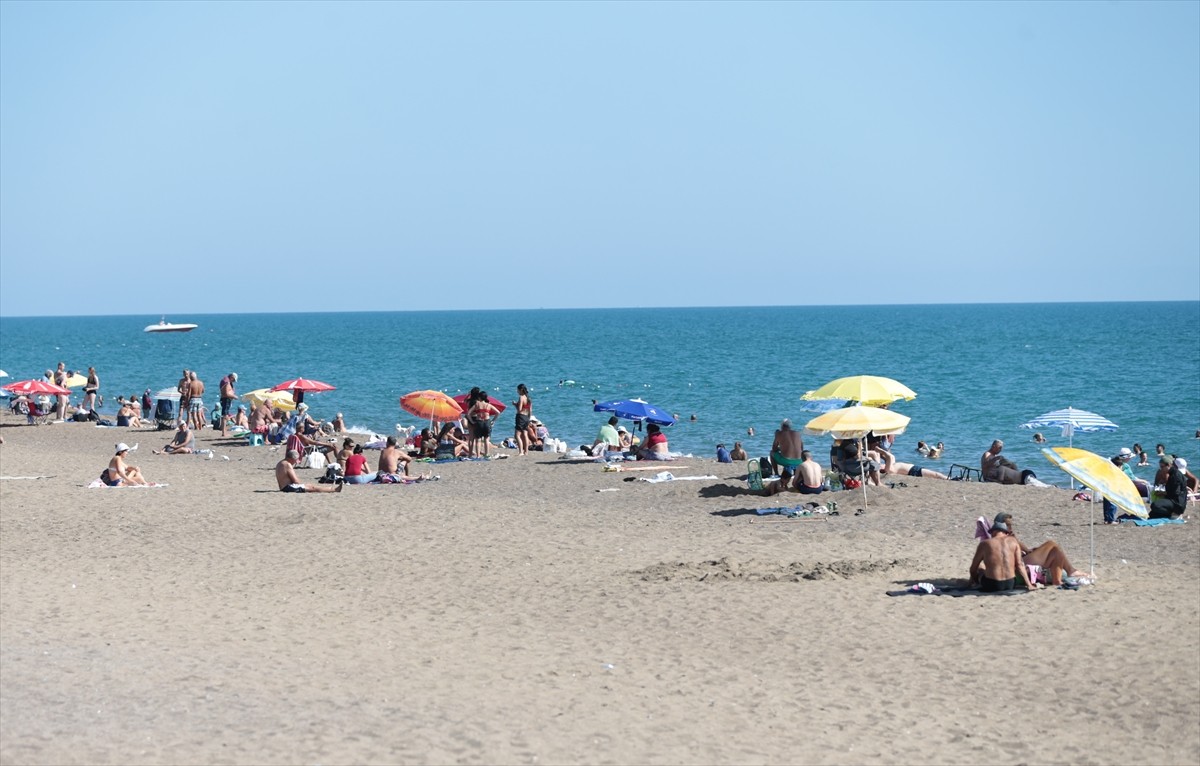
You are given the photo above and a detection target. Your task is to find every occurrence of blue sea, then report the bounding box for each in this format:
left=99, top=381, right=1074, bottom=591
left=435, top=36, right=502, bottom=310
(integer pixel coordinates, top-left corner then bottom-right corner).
left=1, top=303, right=1198, bottom=484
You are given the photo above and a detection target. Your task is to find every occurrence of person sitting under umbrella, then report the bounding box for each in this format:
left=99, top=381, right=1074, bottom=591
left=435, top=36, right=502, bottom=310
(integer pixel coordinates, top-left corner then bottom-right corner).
left=638, top=423, right=671, bottom=460
left=1149, top=458, right=1190, bottom=520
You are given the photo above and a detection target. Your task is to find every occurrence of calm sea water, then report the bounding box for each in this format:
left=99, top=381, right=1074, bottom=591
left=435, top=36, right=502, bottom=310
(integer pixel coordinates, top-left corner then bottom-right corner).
left=1, top=303, right=1197, bottom=483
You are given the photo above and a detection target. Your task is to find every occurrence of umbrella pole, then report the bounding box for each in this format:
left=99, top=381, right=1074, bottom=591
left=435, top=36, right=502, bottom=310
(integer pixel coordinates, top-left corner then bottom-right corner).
left=1090, top=494, right=1096, bottom=578
left=860, top=436, right=868, bottom=509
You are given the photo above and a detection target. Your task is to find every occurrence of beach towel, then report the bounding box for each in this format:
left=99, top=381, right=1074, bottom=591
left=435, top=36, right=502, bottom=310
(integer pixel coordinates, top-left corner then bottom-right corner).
left=636, top=472, right=719, bottom=483
left=756, top=502, right=837, bottom=518
left=886, top=585, right=1031, bottom=598
left=974, top=516, right=991, bottom=541
left=87, top=479, right=168, bottom=489
left=1119, top=517, right=1187, bottom=526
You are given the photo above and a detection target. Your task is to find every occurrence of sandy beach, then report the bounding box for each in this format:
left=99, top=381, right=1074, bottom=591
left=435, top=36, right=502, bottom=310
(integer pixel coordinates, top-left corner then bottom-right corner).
left=1, top=416, right=1197, bottom=765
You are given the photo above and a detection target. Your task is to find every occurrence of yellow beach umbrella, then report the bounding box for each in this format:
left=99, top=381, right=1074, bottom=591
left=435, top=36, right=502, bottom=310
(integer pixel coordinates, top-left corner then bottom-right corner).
left=804, top=406, right=911, bottom=509
left=63, top=373, right=88, bottom=388
left=802, top=375, right=917, bottom=407
left=803, top=405, right=910, bottom=439
left=1042, top=447, right=1147, bottom=576
left=241, top=388, right=296, bottom=412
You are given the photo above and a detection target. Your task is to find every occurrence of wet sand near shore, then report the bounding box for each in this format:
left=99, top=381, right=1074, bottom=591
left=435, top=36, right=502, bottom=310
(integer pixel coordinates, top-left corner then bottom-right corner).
left=1, top=416, right=1197, bottom=765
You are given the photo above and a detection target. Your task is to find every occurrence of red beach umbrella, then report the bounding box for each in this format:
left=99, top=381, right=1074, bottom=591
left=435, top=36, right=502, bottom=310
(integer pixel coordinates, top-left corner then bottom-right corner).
left=1, top=379, right=70, bottom=396
left=271, top=377, right=336, bottom=405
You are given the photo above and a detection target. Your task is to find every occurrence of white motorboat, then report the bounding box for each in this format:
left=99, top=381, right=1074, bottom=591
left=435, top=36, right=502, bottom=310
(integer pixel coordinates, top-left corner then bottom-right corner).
left=144, top=317, right=198, bottom=333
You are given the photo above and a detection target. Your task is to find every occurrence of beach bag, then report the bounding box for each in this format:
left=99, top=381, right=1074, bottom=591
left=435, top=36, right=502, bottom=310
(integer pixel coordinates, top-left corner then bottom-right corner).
left=300, top=451, right=326, bottom=470
left=844, top=477, right=862, bottom=490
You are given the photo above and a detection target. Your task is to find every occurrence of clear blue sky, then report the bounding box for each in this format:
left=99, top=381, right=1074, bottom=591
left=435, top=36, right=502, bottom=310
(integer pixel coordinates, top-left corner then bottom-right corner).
left=2, top=0, right=1197, bottom=317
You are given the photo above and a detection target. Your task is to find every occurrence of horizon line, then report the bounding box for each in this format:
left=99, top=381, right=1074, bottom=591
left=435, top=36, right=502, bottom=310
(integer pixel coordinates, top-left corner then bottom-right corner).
left=1, top=298, right=1198, bottom=321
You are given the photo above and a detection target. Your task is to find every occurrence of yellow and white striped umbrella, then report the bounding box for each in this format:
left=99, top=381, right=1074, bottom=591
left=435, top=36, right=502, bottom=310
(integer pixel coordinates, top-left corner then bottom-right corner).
left=1043, top=447, right=1147, bottom=519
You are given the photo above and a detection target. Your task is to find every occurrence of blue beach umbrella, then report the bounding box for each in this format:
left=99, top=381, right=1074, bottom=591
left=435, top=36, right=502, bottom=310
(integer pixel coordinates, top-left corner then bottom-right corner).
left=593, top=398, right=676, bottom=426
left=1020, top=407, right=1117, bottom=447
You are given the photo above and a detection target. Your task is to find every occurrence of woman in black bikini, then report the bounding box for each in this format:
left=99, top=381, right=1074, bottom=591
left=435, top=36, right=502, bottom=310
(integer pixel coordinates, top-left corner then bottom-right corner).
left=101, top=443, right=149, bottom=486
left=513, top=384, right=532, bottom=456
left=83, top=367, right=100, bottom=412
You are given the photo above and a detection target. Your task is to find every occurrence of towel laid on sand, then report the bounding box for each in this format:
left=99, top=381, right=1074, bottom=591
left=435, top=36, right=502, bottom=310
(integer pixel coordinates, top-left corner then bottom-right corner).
left=636, top=472, right=718, bottom=483
left=87, top=479, right=168, bottom=489
left=1120, top=517, right=1187, bottom=526
left=887, top=585, right=1031, bottom=598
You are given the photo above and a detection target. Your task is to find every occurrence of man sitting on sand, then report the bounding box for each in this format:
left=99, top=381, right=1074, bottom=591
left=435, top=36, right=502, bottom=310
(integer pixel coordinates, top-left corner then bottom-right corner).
left=156, top=422, right=195, bottom=454
left=376, top=435, right=414, bottom=481
left=276, top=449, right=342, bottom=493
left=249, top=401, right=277, bottom=435
left=101, top=443, right=150, bottom=486
left=968, top=516, right=1032, bottom=592
left=971, top=512, right=1088, bottom=590
left=796, top=451, right=828, bottom=494
left=730, top=441, right=747, bottom=461
left=981, top=440, right=1037, bottom=485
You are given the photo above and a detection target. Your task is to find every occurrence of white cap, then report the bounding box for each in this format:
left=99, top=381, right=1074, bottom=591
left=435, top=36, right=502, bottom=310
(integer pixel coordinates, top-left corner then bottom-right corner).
left=1175, top=458, right=1188, bottom=471
left=115, top=443, right=130, bottom=454
left=1115, top=447, right=1133, bottom=459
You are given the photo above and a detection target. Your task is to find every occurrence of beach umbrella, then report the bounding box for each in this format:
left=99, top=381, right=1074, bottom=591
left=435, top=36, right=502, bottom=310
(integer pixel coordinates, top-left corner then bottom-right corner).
left=242, top=388, right=297, bottom=411
left=805, top=406, right=911, bottom=509
left=0, top=369, right=8, bottom=378
left=0, top=379, right=70, bottom=396
left=1042, top=447, right=1148, bottom=576
left=593, top=398, right=676, bottom=427
left=802, top=405, right=911, bottom=439
left=153, top=387, right=182, bottom=401
left=271, top=377, right=336, bottom=405
left=802, top=375, right=917, bottom=407
left=452, top=393, right=507, bottom=414
left=63, top=373, right=88, bottom=388
left=400, top=390, right=463, bottom=424
left=1021, top=407, right=1117, bottom=447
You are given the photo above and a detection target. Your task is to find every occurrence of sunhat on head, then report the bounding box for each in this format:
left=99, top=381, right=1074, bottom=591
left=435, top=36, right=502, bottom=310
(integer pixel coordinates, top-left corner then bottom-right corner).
left=1114, top=447, right=1133, bottom=460
left=115, top=443, right=130, bottom=454
left=230, top=373, right=238, bottom=381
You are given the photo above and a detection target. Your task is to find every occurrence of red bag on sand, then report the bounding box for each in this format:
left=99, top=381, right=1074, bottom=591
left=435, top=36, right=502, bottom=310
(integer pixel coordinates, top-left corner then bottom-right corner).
left=844, top=477, right=862, bottom=489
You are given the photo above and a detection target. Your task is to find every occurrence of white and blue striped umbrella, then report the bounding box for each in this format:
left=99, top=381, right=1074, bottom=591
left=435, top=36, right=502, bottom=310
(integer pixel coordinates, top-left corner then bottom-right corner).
left=1020, top=407, right=1118, bottom=446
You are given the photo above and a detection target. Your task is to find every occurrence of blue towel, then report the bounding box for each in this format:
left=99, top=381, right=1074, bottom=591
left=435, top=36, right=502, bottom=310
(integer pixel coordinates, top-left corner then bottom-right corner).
left=1120, top=517, right=1186, bottom=526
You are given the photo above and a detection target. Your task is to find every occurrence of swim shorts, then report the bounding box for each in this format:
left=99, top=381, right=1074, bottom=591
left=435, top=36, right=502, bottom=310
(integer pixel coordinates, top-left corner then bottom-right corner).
left=799, top=484, right=825, bottom=495
left=221, top=397, right=235, bottom=416
left=189, top=399, right=204, bottom=413
left=979, top=575, right=1016, bottom=592
left=771, top=451, right=803, bottom=469
left=472, top=420, right=492, bottom=438
left=908, top=465, right=923, bottom=478
left=515, top=414, right=531, bottom=431
left=281, top=484, right=306, bottom=493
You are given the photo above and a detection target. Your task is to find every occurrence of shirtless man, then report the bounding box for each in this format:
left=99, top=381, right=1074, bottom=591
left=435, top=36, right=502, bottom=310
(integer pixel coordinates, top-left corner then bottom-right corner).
left=249, top=401, right=276, bottom=434
left=796, top=451, right=827, bottom=494
left=218, top=372, right=238, bottom=436
left=177, top=369, right=191, bottom=417
left=377, top=435, right=413, bottom=479
left=157, top=421, right=195, bottom=454
left=980, top=439, right=1034, bottom=485
left=972, top=512, right=1088, bottom=588
left=332, top=412, right=346, bottom=433
left=101, top=443, right=149, bottom=486
left=968, top=517, right=1032, bottom=592
left=275, top=449, right=342, bottom=493
left=188, top=371, right=206, bottom=430
left=770, top=419, right=805, bottom=485
left=879, top=450, right=949, bottom=480
left=730, top=441, right=747, bottom=461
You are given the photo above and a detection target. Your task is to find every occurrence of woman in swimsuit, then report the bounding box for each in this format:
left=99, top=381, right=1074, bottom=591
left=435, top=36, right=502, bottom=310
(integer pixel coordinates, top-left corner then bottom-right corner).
left=102, top=444, right=149, bottom=486
left=513, top=383, right=532, bottom=456
left=468, top=392, right=500, bottom=457
left=83, top=367, right=100, bottom=412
